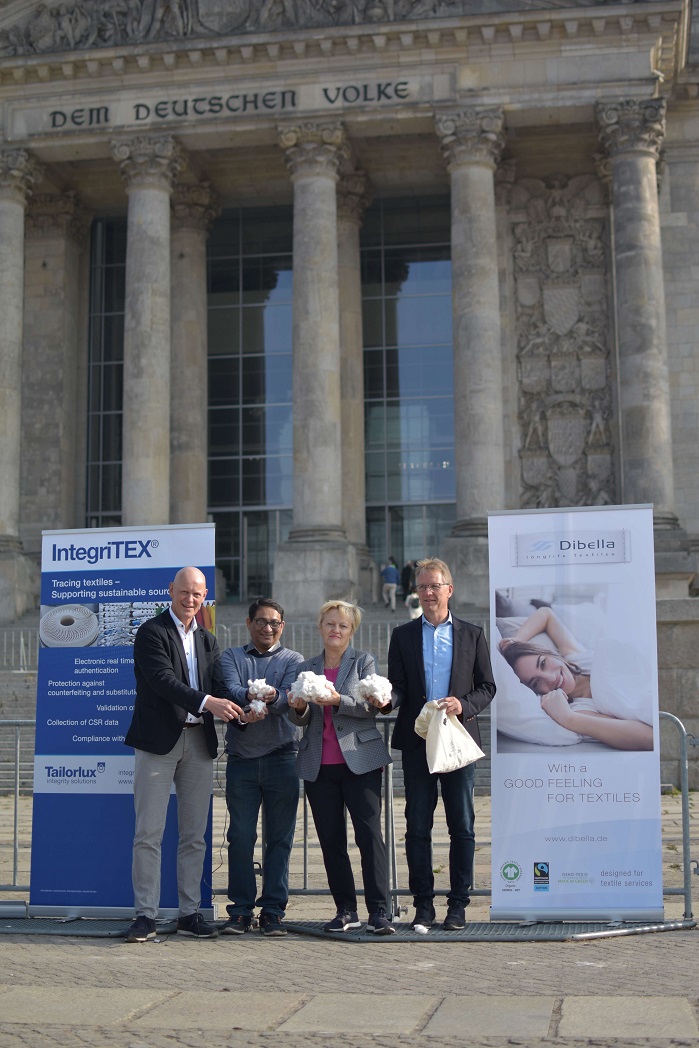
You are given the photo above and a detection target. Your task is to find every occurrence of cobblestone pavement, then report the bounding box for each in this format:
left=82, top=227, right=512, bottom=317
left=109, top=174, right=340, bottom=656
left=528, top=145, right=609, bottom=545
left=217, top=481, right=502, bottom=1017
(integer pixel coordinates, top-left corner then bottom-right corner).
left=1, top=792, right=698, bottom=1046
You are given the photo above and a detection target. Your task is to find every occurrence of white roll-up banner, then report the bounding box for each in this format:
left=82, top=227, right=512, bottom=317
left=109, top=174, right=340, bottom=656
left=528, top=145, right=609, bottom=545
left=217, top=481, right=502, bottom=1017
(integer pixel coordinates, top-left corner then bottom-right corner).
left=488, top=505, right=662, bottom=921
left=31, top=524, right=217, bottom=917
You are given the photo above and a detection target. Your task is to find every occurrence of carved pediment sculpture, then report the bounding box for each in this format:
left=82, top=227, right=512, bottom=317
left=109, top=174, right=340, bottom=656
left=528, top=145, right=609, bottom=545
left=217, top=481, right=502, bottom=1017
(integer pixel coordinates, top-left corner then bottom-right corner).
left=512, top=173, right=617, bottom=510
left=0, top=0, right=638, bottom=56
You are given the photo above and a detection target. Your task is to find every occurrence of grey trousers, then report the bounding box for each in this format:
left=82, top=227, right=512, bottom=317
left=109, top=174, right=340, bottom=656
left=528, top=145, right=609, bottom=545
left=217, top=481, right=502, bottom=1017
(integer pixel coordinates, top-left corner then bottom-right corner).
left=132, top=726, right=213, bottom=919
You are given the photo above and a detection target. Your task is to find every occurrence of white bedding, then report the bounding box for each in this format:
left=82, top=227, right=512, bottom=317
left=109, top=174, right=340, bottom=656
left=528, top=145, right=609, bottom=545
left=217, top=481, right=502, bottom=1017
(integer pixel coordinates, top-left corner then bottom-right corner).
left=493, top=601, right=653, bottom=747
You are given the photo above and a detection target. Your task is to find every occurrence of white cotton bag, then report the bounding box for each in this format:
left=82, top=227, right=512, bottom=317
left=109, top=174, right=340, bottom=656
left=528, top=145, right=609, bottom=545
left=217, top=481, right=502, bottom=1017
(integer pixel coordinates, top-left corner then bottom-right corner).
left=415, top=700, right=485, bottom=774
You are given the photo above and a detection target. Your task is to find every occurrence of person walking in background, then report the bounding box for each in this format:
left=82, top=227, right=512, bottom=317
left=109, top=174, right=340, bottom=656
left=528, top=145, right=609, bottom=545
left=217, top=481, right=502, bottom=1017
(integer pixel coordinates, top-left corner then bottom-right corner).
left=220, top=598, right=304, bottom=937
left=381, top=556, right=400, bottom=612
left=404, top=586, right=422, bottom=620
left=401, top=559, right=415, bottom=598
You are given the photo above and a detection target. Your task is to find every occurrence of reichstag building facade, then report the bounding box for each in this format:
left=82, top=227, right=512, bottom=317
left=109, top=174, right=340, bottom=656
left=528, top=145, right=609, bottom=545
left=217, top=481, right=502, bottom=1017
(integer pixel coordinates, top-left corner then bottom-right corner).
left=0, top=0, right=697, bottom=618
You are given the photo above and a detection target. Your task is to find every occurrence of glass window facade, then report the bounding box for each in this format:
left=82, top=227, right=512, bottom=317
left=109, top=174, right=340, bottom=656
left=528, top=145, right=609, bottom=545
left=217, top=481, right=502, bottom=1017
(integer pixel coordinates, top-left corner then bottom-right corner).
left=361, top=197, right=456, bottom=569
left=207, top=208, right=294, bottom=596
left=86, top=197, right=456, bottom=599
left=86, top=219, right=126, bottom=528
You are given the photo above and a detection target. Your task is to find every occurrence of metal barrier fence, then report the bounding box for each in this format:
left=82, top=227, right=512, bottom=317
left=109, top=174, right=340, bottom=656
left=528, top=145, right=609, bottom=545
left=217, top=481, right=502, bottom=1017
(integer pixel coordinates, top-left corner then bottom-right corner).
left=0, top=630, right=39, bottom=671
left=0, top=621, right=407, bottom=673
left=1, top=711, right=696, bottom=917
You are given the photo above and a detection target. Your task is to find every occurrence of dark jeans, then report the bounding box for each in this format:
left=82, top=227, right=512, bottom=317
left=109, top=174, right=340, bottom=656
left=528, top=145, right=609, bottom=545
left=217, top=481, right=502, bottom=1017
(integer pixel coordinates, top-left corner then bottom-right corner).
left=225, top=751, right=299, bottom=918
left=304, top=763, right=389, bottom=916
left=401, top=747, right=475, bottom=908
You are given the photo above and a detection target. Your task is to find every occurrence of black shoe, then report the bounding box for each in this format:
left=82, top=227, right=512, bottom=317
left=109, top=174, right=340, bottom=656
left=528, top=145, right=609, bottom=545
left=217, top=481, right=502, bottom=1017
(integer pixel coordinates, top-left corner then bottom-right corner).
left=259, top=913, right=287, bottom=937
left=221, top=914, right=252, bottom=935
left=177, top=912, right=218, bottom=938
left=125, top=915, right=156, bottom=943
left=324, top=910, right=362, bottom=932
left=443, top=905, right=466, bottom=930
left=366, top=909, right=395, bottom=935
left=411, top=904, right=435, bottom=932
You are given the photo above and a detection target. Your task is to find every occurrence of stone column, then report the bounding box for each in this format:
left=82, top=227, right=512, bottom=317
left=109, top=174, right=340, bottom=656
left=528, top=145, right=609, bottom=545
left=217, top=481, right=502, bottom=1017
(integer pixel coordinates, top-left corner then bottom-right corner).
left=597, top=99, right=695, bottom=596
left=169, top=182, right=219, bottom=524
left=22, top=192, right=90, bottom=555
left=274, top=122, right=358, bottom=615
left=112, top=135, right=181, bottom=526
left=337, top=170, right=376, bottom=603
left=436, top=108, right=506, bottom=609
left=0, top=149, right=42, bottom=622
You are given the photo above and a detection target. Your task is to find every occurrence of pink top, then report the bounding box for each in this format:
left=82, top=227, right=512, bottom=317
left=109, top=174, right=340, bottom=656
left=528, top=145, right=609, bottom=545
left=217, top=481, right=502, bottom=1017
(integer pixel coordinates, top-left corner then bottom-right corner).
left=320, top=666, right=345, bottom=765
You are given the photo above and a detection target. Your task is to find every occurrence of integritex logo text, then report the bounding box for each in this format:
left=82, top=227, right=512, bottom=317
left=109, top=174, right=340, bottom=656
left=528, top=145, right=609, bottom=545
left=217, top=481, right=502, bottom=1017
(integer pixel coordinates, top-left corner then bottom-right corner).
left=51, top=538, right=158, bottom=565
left=512, top=530, right=630, bottom=566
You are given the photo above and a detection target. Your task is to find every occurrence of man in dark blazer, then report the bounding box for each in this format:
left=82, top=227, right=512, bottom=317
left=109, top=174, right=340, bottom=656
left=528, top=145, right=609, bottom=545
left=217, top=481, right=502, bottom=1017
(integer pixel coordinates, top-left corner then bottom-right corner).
left=124, top=566, right=243, bottom=943
left=384, top=557, right=495, bottom=932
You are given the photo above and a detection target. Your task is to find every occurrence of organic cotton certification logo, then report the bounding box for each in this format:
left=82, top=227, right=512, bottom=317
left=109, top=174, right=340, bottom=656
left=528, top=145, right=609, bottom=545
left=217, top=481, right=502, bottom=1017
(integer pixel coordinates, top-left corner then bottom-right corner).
left=500, top=861, right=522, bottom=882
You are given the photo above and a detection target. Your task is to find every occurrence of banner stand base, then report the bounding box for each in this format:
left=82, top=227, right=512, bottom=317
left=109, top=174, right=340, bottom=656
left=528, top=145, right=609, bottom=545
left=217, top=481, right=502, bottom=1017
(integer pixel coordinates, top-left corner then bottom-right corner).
left=490, top=907, right=665, bottom=922
left=27, top=905, right=216, bottom=921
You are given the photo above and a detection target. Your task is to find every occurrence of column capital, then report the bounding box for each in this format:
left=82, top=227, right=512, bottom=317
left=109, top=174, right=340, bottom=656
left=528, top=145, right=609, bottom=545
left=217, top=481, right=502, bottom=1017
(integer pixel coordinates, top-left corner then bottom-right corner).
left=337, top=170, right=372, bottom=225
left=435, top=106, right=505, bottom=171
left=26, top=190, right=91, bottom=245
left=595, top=98, right=666, bottom=161
left=0, top=149, right=43, bottom=206
left=111, top=134, right=182, bottom=191
left=278, top=122, right=349, bottom=179
left=171, top=181, right=221, bottom=232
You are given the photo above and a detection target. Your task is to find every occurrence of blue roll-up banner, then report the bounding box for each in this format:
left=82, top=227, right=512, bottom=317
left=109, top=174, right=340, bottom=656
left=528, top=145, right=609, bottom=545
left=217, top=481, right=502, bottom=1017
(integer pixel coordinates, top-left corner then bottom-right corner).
left=488, top=505, right=662, bottom=921
left=30, top=524, right=217, bottom=917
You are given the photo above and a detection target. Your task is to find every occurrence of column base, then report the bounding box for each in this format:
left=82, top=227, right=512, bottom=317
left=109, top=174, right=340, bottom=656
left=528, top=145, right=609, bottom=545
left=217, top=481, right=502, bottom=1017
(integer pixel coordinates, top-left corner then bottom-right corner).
left=0, top=545, right=40, bottom=624
left=352, top=543, right=379, bottom=606
left=273, top=537, right=359, bottom=618
left=441, top=524, right=491, bottom=611
left=653, top=516, right=697, bottom=598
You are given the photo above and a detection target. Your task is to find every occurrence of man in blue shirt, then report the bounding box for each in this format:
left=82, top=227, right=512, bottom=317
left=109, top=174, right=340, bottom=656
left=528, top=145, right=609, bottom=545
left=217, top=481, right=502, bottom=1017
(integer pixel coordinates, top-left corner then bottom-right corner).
left=383, top=558, right=495, bottom=931
left=220, top=597, right=304, bottom=937
left=381, top=557, right=400, bottom=612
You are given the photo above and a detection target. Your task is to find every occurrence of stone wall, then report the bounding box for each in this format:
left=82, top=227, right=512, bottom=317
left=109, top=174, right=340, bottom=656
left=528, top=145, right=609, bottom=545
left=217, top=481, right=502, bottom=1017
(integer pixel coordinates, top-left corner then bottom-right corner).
left=657, top=598, right=699, bottom=789
left=661, top=137, right=699, bottom=547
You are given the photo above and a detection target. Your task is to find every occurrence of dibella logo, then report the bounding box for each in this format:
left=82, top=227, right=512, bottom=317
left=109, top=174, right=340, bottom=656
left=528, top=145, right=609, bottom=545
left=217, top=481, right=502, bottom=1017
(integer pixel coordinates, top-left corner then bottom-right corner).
left=51, top=538, right=158, bottom=565
left=512, top=530, right=629, bottom=567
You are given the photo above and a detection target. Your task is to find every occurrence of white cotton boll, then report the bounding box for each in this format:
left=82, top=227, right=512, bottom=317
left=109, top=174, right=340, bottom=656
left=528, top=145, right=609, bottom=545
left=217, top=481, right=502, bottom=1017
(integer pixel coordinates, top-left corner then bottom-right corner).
left=289, top=670, right=332, bottom=702
left=248, top=678, right=274, bottom=698
left=356, top=674, right=392, bottom=704
left=249, top=698, right=267, bottom=715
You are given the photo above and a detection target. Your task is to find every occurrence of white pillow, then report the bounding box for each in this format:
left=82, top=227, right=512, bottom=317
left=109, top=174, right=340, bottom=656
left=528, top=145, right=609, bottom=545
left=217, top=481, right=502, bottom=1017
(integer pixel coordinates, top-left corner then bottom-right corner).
left=492, top=626, right=583, bottom=747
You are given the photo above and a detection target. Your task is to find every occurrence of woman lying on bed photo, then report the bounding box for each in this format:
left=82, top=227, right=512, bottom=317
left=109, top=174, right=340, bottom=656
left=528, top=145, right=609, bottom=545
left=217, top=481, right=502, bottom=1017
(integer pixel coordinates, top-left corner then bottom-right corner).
left=498, top=606, right=653, bottom=752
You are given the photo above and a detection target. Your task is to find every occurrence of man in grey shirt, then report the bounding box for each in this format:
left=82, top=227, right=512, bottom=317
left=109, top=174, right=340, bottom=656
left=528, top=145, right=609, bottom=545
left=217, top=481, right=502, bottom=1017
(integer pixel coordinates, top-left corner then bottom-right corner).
left=220, top=597, right=303, bottom=937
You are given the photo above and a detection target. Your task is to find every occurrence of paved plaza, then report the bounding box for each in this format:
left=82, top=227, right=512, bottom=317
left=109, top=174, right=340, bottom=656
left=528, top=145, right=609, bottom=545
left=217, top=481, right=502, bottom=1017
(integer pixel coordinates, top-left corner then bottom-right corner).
left=1, top=787, right=698, bottom=1046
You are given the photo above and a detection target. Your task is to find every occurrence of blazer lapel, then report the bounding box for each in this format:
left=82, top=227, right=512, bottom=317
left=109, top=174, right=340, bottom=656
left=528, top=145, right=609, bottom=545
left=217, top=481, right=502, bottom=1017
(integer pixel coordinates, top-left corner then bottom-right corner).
left=410, top=617, right=427, bottom=696
left=163, top=610, right=190, bottom=682
left=334, top=647, right=356, bottom=696
left=449, top=616, right=465, bottom=695
left=194, top=627, right=207, bottom=690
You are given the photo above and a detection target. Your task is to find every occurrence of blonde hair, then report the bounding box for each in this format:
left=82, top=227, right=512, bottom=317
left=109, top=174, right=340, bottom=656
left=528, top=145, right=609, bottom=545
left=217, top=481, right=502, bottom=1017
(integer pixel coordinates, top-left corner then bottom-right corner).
left=317, top=599, right=362, bottom=634
left=415, top=558, right=453, bottom=586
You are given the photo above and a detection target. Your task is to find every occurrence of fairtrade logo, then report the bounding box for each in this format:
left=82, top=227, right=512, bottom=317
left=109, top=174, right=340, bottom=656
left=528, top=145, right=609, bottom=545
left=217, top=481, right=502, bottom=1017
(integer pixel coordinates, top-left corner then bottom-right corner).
left=534, top=862, right=549, bottom=878
left=501, top=861, right=521, bottom=882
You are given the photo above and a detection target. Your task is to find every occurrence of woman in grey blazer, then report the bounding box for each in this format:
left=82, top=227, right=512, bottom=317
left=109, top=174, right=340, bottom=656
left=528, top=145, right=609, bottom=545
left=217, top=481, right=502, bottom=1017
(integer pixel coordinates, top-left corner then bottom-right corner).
left=288, top=599, right=394, bottom=935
